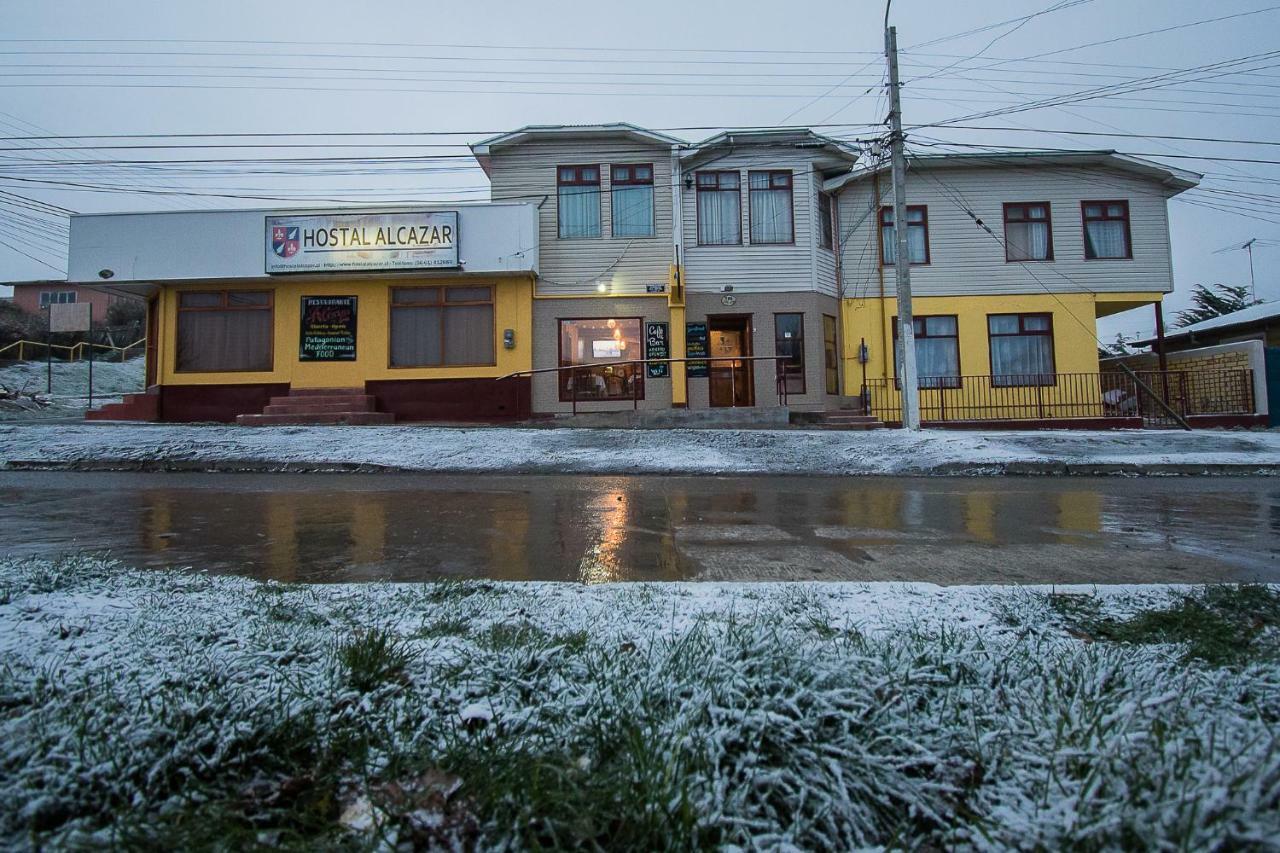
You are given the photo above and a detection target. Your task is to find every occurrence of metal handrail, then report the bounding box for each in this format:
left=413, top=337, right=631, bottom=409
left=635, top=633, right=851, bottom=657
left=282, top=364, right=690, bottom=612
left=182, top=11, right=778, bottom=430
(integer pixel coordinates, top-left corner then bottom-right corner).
left=498, top=355, right=795, bottom=415
left=0, top=337, right=147, bottom=361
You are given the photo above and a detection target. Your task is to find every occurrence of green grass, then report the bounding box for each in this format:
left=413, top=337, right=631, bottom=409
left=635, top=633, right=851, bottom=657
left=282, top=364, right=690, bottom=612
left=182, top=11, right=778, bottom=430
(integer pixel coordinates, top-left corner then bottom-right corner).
left=335, top=629, right=414, bottom=692
left=1051, top=585, right=1280, bottom=666
left=4, top=556, right=1280, bottom=851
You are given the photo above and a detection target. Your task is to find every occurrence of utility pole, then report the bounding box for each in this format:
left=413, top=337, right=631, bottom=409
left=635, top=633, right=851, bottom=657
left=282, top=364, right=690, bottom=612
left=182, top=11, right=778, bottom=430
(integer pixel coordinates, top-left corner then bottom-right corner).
left=1243, top=238, right=1257, bottom=302
left=884, top=24, right=921, bottom=429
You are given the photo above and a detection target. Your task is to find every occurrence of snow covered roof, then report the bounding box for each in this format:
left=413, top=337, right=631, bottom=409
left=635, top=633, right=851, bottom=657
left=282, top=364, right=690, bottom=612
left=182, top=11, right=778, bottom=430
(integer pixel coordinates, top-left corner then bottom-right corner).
left=1134, top=300, right=1280, bottom=346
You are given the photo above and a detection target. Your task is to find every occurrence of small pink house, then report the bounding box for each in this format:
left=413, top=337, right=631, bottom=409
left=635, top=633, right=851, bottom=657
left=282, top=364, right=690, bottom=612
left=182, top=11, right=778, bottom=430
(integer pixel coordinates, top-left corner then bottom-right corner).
left=8, top=280, right=139, bottom=324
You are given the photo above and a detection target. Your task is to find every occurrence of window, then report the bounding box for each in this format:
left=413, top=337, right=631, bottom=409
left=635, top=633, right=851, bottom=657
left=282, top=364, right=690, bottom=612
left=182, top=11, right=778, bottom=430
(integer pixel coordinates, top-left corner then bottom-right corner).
left=818, top=191, right=834, bottom=251
left=893, top=315, right=960, bottom=389
left=696, top=171, right=741, bottom=245
left=39, top=291, right=76, bottom=306
left=880, top=206, right=929, bottom=265
left=176, top=290, right=273, bottom=373
left=558, top=318, right=643, bottom=401
left=749, top=171, right=794, bottom=244
left=823, top=314, right=839, bottom=395
left=390, top=286, right=494, bottom=367
left=1082, top=200, right=1131, bottom=259
left=774, top=313, right=805, bottom=394
left=1004, top=202, right=1053, bottom=261
left=557, top=165, right=601, bottom=238
left=611, top=163, right=654, bottom=238
left=988, top=313, right=1055, bottom=386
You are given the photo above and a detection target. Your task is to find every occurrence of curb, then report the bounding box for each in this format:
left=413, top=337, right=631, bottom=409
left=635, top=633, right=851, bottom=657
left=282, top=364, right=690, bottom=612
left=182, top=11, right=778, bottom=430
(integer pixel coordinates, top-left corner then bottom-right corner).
left=7, top=458, right=1280, bottom=477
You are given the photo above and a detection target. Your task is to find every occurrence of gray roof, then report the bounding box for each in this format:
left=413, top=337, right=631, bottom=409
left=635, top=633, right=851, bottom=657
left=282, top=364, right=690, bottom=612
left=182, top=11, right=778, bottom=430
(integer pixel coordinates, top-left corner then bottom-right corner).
left=823, top=149, right=1202, bottom=194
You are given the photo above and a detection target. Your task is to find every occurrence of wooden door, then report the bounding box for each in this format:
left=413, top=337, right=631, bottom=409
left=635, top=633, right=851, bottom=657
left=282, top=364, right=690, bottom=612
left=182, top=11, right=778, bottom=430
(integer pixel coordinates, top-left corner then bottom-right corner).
left=708, top=317, right=754, bottom=407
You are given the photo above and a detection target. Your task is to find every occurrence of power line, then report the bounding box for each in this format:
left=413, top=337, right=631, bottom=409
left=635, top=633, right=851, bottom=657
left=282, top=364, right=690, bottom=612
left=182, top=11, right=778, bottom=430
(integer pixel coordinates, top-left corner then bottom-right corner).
left=925, top=125, right=1280, bottom=148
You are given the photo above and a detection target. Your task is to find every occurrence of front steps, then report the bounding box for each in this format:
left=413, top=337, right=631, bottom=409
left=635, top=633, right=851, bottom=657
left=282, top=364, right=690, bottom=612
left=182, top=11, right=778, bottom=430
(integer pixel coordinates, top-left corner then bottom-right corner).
left=236, top=388, right=394, bottom=426
left=805, top=412, right=885, bottom=430
left=85, top=389, right=160, bottom=421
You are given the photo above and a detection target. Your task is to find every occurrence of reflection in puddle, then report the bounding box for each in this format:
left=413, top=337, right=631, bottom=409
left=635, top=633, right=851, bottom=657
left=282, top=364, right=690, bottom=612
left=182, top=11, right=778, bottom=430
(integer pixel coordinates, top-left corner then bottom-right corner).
left=1, top=472, right=1275, bottom=584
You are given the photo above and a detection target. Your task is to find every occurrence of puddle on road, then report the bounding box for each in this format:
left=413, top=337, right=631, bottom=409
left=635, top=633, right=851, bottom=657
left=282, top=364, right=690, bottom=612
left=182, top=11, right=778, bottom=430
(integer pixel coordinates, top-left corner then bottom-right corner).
left=2, top=472, right=1277, bottom=584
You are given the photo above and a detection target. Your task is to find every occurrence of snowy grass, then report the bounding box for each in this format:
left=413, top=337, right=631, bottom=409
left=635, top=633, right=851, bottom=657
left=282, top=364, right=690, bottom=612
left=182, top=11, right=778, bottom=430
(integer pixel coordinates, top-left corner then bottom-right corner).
left=1, top=555, right=1278, bottom=849
left=0, top=358, right=144, bottom=420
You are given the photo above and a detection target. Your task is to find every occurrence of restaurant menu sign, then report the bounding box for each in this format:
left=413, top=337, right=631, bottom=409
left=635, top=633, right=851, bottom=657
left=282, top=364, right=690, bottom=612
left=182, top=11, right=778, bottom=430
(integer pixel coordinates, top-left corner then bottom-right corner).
left=299, top=296, right=358, bottom=361
left=645, top=321, right=670, bottom=378
left=685, top=322, right=709, bottom=378
left=266, top=211, right=458, bottom=273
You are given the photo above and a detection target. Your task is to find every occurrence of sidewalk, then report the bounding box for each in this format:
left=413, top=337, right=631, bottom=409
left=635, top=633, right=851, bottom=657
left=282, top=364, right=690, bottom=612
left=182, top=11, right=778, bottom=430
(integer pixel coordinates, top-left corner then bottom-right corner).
left=1, top=422, right=1277, bottom=475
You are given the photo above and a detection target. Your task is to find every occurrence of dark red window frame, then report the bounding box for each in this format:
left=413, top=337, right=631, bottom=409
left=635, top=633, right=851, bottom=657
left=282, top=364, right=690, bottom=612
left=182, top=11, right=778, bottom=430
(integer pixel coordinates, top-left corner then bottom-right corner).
left=987, top=312, right=1057, bottom=387
left=747, top=170, right=795, bottom=245
left=610, top=163, right=653, bottom=186
left=695, top=170, right=742, bottom=246
left=1002, top=201, right=1054, bottom=262
left=891, top=314, right=962, bottom=389
left=557, top=164, right=600, bottom=186
left=879, top=205, right=930, bottom=265
left=1081, top=199, right=1133, bottom=260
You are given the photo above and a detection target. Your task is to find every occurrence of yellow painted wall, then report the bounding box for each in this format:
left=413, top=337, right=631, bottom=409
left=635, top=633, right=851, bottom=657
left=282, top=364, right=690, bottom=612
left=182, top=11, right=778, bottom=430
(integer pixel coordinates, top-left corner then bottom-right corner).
left=839, top=291, right=1164, bottom=421
left=155, top=275, right=533, bottom=387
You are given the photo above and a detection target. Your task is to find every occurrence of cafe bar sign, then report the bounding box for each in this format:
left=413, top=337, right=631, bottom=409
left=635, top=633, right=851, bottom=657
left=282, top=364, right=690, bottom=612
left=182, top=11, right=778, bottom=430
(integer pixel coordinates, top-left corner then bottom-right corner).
left=266, top=211, right=458, bottom=274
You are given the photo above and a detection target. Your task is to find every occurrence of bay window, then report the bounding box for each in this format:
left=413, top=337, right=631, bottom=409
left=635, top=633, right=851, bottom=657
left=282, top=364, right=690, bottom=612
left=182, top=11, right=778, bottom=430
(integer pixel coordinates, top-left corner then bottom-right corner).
left=774, top=313, right=805, bottom=394
left=390, top=286, right=494, bottom=367
left=880, top=206, right=929, bottom=265
left=988, top=313, right=1055, bottom=386
left=557, top=165, right=601, bottom=238
left=695, top=171, right=741, bottom=245
left=894, top=315, right=960, bottom=388
left=558, top=317, right=643, bottom=401
left=1082, top=200, right=1131, bottom=259
left=176, top=290, right=273, bottom=373
left=749, top=170, right=794, bottom=244
left=610, top=163, right=654, bottom=238
left=1004, top=202, right=1053, bottom=261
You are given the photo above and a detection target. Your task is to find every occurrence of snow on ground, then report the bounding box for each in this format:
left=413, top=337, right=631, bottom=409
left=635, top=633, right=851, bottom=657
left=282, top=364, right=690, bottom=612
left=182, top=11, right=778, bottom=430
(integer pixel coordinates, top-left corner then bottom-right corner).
left=0, top=358, right=144, bottom=421
left=1, top=555, right=1277, bottom=849
left=0, top=419, right=1278, bottom=475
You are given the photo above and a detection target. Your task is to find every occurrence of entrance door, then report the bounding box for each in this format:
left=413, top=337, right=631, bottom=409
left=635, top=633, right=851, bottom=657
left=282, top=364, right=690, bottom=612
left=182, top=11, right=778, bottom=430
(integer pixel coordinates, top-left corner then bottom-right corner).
left=708, top=315, right=754, bottom=407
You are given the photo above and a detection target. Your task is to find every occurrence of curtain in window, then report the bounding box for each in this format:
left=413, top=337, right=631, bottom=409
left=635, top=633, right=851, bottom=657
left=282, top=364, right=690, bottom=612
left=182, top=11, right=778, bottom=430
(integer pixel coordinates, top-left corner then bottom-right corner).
left=1007, top=220, right=1049, bottom=260
left=1085, top=220, right=1127, bottom=258
left=697, top=190, right=740, bottom=245
left=558, top=185, right=600, bottom=238
left=390, top=306, right=443, bottom=367
left=442, top=305, right=494, bottom=365
left=612, top=185, right=653, bottom=237
left=990, top=332, right=1054, bottom=383
left=749, top=173, right=792, bottom=243
left=177, top=310, right=272, bottom=372
left=881, top=213, right=926, bottom=263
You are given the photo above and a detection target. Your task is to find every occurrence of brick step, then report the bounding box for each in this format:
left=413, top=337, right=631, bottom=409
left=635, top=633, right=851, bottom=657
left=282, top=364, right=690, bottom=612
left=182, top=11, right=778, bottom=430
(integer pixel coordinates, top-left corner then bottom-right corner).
left=85, top=391, right=160, bottom=422
left=235, top=411, right=395, bottom=426
left=267, top=395, right=375, bottom=409
left=263, top=400, right=377, bottom=415
left=285, top=387, right=366, bottom=397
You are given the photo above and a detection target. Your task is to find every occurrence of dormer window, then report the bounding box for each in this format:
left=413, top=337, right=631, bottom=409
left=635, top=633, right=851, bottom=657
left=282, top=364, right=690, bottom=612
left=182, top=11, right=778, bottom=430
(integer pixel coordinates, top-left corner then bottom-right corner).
left=557, top=165, right=601, bottom=239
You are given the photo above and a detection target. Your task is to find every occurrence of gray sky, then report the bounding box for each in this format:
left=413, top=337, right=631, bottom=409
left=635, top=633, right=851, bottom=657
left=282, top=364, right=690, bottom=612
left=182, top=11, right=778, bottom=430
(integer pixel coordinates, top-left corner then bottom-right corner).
left=1, top=0, right=1278, bottom=341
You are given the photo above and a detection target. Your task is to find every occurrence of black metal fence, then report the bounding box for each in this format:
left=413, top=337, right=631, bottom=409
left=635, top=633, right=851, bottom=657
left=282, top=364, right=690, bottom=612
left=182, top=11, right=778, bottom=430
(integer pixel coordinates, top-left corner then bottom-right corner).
left=860, top=369, right=1255, bottom=425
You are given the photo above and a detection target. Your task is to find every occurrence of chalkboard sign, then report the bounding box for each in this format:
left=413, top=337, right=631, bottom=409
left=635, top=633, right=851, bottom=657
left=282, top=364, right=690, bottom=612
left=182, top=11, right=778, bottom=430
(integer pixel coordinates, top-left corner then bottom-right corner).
left=645, top=321, right=670, bottom=378
left=299, top=296, right=358, bottom=361
left=685, top=322, right=709, bottom=378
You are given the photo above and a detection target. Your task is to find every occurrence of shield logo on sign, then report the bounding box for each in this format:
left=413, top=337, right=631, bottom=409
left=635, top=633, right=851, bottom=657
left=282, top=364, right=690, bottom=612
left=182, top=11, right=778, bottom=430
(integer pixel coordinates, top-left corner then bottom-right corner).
left=272, top=225, right=300, bottom=258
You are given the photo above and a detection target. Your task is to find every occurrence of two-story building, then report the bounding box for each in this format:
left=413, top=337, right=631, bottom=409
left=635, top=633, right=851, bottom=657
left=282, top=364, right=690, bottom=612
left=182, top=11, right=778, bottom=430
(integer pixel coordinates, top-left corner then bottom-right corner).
left=69, top=122, right=1200, bottom=426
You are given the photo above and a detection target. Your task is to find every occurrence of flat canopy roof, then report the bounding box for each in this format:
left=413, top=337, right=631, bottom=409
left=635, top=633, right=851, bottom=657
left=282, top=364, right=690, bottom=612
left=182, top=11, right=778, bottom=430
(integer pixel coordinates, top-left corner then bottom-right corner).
left=67, top=202, right=539, bottom=294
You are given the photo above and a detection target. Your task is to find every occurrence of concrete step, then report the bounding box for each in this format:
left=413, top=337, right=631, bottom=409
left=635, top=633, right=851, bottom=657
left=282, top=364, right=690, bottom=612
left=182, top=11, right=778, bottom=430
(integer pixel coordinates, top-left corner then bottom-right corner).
left=85, top=391, right=160, bottom=421
left=266, top=395, right=375, bottom=410
left=285, top=387, right=365, bottom=397
left=236, top=411, right=395, bottom=426
left=263, top=401, right=378, bottom=415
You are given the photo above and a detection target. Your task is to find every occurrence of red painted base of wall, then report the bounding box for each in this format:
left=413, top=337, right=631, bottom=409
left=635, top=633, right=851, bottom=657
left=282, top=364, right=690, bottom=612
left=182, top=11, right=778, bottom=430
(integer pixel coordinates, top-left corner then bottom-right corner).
left=366, top=377, right=531, bottom=422
left=115, top=378, right=532, bottom=423
left=160, top=384, right=291, bottom=423
left=1184, top=414, right=1270, bottom=428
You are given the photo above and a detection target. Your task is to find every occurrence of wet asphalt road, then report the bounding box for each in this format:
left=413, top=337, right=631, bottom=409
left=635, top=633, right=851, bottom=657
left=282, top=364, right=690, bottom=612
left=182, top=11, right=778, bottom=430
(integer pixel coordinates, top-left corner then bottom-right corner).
left=1, top=471, right=1277, bottom=585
